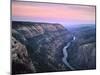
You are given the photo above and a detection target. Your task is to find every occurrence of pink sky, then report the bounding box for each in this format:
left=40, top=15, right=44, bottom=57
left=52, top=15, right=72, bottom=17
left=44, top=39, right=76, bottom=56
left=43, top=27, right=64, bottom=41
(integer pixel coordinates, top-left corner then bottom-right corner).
left=12, top=1, right=95, bottom=25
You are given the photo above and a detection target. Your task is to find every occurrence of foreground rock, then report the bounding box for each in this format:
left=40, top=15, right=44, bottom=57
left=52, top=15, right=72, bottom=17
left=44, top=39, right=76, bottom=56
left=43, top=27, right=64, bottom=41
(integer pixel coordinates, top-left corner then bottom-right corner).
left=12, top=37, right=36, bottom=74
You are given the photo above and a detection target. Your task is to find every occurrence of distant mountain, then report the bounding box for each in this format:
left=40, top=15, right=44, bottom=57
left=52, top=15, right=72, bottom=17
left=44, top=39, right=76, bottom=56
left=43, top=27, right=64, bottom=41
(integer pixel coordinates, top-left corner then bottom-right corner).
left=65, top=24, right=95, bottom=31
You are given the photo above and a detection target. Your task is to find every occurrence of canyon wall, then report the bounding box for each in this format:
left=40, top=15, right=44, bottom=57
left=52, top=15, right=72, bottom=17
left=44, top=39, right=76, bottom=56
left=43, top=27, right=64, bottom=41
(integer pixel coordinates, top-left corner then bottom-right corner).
left=12, top=21, right=73, bottom=74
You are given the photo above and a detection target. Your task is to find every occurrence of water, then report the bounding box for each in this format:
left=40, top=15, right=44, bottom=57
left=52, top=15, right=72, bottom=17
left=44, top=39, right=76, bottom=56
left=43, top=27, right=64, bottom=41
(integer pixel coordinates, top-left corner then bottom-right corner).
left=62, top=36, right=75, bottom=70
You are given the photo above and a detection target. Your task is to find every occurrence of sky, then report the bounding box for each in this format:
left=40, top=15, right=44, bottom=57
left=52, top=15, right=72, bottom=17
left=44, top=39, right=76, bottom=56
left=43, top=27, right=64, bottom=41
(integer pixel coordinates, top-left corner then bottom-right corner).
left=12, top=1, right=96, bottom=26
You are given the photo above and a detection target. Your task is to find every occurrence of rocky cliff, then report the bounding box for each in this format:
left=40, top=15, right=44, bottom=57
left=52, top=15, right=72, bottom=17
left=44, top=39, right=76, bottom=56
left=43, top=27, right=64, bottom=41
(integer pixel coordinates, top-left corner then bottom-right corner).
left=11, top=36, right=36, bottom=74
left=12, top=21, right=73, bottom=74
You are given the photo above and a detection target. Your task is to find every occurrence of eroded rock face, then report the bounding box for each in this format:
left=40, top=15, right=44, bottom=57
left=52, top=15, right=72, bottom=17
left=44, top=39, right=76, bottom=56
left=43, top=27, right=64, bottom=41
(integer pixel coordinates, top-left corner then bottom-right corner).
left=77, top=43, right=96, bottom=69
left=12, top=21, right=72, bottom=74
left=11, top=37, right=36, bottom=74
left=68, top=42, right=96, bottom=70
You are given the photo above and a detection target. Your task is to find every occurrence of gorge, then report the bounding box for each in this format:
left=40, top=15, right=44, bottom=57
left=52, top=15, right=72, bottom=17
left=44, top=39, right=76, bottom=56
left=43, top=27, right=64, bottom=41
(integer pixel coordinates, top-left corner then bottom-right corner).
left=11, top=21, right=96, bottom=74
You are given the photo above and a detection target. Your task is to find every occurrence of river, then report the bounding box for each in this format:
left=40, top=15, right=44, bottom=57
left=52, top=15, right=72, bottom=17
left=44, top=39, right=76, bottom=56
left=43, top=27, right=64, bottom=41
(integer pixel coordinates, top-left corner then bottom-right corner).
left=62, top=36, right=76, bottom=70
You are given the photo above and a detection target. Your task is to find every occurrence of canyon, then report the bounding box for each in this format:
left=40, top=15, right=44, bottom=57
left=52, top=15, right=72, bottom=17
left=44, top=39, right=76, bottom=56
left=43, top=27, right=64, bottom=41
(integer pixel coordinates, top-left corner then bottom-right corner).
left=12, top=21, right=73, bottom=74
left=11, top=21, right=96, bottom=74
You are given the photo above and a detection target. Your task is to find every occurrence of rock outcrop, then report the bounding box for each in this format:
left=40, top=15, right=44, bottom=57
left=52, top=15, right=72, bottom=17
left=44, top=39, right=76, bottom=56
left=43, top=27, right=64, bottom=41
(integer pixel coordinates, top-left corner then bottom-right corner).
left=11, top=36, right=36, bottom=74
